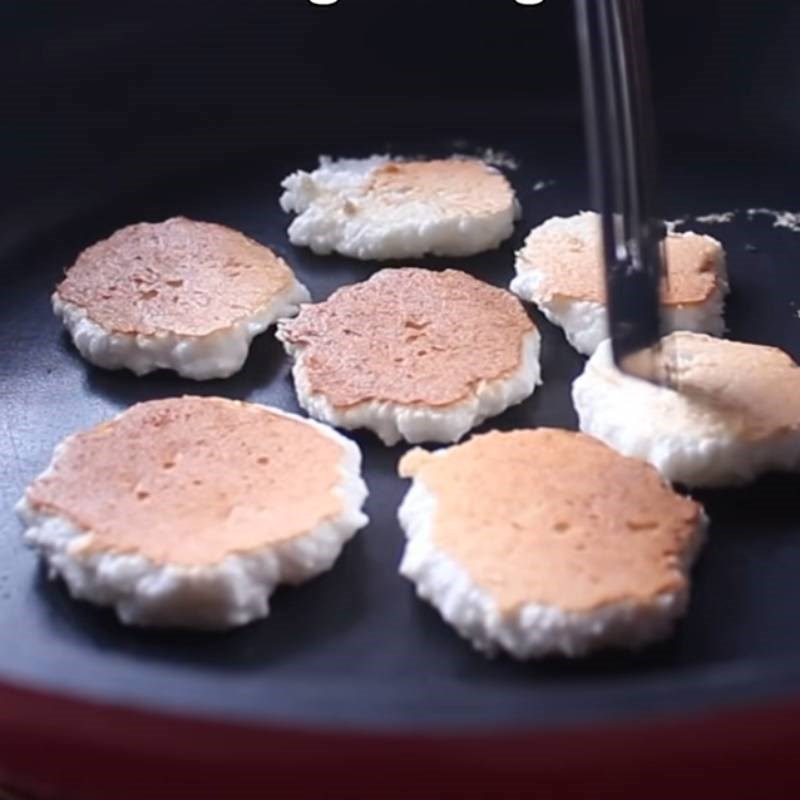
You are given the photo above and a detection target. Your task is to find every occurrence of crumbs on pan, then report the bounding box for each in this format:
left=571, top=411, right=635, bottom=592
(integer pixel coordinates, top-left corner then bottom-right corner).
left=665, top=218, right=688, bottom=233
left=477, top=148, right=519, bottom=171
left=449, top=140, right=520, bottom=170
left=532, top=180, right=556, bottom=192
left=695, top=211, right=736, bottom=224
left=669, top=208, right=800, bottom=234
left=746, top=208, right=800, bottom=233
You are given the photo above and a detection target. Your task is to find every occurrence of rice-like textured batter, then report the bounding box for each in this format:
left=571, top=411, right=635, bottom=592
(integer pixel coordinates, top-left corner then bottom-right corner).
left=280, top=156, right=520, bottom=259
left=17, top=397, right=368, bottom=629
left=398, top=429, right=706, bottom=658
left=510, top=211, right=728, bottom=355
left=277, top=268, right=541, bottom=445
left=54, top=217, right=310, bottom=380
left=573, top=333, right=800, bottom=487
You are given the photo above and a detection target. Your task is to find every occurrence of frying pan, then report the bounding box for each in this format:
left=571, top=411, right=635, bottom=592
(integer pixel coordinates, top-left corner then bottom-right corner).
left=2, top=1, right=800, bottom=797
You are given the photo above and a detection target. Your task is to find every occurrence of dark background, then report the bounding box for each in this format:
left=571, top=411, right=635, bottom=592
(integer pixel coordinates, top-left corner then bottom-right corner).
left=2, top=0, right=799, bottom=254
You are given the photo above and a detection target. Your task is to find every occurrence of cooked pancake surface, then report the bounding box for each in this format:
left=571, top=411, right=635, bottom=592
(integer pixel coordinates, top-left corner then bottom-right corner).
left=25, top=397, right=346, bottom=567
left=366, top=159, right=513, bottom=218
left=400, top=429, right=702, bottom=616
left=56, top=217, right=296, bottom=336
left=661, top=333, right=800, bottom=440
left=279, top=268, right=534, bottom=409
left=515, top=211, right=722, bottom=305
left=18, top=397, right=368, bottom=628
left=279, top=155, right=519, bottom=259
left=573, top=333, right=800, bottom=486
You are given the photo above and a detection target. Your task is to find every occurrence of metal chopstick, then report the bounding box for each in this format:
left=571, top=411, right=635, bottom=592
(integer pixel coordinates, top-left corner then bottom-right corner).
left=574, top=0, right=669, bottom=384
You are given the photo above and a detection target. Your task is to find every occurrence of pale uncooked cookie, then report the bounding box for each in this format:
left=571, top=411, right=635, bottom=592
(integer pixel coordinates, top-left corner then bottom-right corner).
left=573, top=333, right=800, bottom=486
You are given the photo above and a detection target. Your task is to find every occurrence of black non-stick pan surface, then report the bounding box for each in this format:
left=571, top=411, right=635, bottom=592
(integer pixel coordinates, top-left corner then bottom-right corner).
left=2, top=122, right=800, bottom=733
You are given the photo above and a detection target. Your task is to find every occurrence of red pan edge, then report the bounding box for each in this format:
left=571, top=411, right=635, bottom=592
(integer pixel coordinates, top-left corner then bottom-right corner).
left=0, top=676, right=798, bottom=799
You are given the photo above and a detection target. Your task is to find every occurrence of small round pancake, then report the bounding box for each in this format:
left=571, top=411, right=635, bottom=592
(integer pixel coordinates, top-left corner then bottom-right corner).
left=279, top=155, right=519, bottom=259
left=573, top=333, right=800, bottom=487
left=16, top=397, right=368, bottom=629
left=53, top=217, right=310, bottom=380
left=510, top=211, right=728, bottom=355
left=398, top=429, right=706, bottom=658
left=277, top=268, right=541, bottom=446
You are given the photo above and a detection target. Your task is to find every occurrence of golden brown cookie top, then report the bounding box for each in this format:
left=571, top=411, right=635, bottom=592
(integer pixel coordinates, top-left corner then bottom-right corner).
left=400, top=428, right=703, bottom=615
left=515, top=211, right=723, bottom=305
left=56, top=217, right=296, bottom=336
left=26, top=397, right=345, bottom=567
left=279, top=268, right=535, bottom=409
left=366, top=159, right=515, bottom=216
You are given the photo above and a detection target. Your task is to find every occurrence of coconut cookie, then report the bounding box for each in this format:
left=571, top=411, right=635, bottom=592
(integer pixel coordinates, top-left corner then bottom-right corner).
left=510, top=211, right=727, bottom=355
left=53, top=217, right=310, bottom=380
left=279, top=156, right=519, bottom=259
left=573, top=333, right=800, bottom=487
left=277, top=268, right=541, bottom=446
left=398, top=429, right=706, bottom=658
left=16, top=397, right=368, bottom=629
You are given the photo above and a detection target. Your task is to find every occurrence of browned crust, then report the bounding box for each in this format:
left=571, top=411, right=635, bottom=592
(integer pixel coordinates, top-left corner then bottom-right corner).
left=280, top=268, right=535, bottom=409
left=366, top=159, right=515, bottom=216
left=516, top=213, right=723, bottom=305
left=26, top=397, right=344, bottom=567
left=56, top=217, right=295, bottom=336
left=400, top=428, right=702, bottom=615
